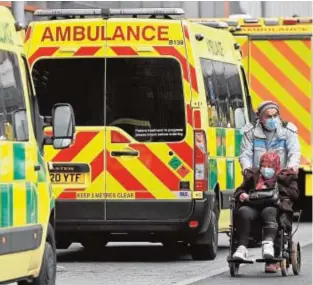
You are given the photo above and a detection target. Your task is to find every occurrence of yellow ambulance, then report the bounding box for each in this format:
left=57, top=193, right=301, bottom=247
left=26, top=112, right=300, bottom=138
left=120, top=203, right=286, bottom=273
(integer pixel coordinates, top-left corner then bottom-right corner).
left=190, top=16, right=312, bottom=221
left=0, top=6, right=75, bottom=285
left=24, top=8, right=253, bottom=260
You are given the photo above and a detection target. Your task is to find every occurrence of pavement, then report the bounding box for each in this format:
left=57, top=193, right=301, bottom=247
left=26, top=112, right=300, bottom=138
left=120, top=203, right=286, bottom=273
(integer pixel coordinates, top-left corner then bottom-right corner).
left=53, top=222, right=312, bottom=285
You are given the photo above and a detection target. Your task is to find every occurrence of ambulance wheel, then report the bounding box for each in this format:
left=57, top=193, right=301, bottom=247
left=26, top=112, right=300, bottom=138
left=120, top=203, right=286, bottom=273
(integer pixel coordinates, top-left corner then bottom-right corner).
left=18, top=223, right=56, bottom=285
left=291, top=242, right=301, bottom=275
left=229, top=262, right=239, bottom=277
left=190, top=211, right=218, bottom=261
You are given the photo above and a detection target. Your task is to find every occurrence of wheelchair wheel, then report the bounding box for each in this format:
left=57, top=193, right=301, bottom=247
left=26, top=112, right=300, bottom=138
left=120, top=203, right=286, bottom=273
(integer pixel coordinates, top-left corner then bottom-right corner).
left=291, top=242, right=301, bottom=275
left=229, top=262, right=239, bottom=277
left=280, top=259, right=288, bottom=277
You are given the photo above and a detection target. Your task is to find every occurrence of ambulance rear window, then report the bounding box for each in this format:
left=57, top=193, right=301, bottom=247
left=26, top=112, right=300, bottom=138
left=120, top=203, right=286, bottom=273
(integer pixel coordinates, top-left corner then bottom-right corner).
left=33, top=58, right=105, bottom=126
left=106, top=58, right=186, bottom=142
left=33, top=57, right=186, bottom=142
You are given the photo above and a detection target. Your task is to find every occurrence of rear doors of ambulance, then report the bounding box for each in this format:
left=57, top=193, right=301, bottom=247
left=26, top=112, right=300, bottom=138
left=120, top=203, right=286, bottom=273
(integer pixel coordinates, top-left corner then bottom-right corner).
left=104, top=19, right=196, bottom=221
left=27, top=18, right=196, bottom=222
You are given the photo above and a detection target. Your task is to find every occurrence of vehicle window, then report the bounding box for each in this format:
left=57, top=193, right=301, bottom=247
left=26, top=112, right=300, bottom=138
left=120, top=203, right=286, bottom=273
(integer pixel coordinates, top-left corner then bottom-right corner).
left=32, top=58, right=105, bottom=126
left=240, top=66, right=256, bottom=124
left=200, top=58, right=219, bottom=127
left=21, top=57, right=34, bottom=128
left=106, top=58, right=186, bottom=142
left=212, top=61, right=231, bottom=128
left=0, top=49, right=28, bottom=141
left=224, top=63, right=246, bottom=129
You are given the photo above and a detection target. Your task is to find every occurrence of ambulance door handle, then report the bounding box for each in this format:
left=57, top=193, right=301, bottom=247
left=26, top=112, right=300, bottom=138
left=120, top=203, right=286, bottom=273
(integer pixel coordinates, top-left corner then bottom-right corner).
left=111, top=151, right=139, bottom=157
left=34, top=165, right=41, bottom=171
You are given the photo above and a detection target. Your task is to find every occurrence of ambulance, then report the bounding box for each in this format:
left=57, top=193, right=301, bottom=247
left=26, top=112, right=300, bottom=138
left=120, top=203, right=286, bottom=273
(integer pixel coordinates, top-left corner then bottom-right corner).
left=0, top=6, right=75, bottom=285
left=190, top=16, right=312, bottom=221
left=24, top=8, right=253, bottom=260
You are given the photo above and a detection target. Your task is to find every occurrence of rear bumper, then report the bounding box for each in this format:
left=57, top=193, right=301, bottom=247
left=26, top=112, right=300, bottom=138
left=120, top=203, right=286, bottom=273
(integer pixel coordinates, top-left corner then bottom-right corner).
left=55, top=192, right=215, bottom=238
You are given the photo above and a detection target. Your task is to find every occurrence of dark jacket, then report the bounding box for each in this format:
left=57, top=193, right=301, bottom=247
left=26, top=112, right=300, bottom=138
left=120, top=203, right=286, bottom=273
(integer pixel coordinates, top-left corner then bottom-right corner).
left=234, top=168, right=299, bottom=213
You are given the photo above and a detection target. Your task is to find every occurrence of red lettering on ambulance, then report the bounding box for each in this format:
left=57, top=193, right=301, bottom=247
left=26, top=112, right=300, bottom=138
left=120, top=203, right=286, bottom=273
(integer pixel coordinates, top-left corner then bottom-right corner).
left=56, top=26, right=70, bottom=41
left=112, top=26, right=126, bottom=41
left=41, top=27, right=54, bottom=42
left=127, top=26, right=140, bottom=41
left=73, top=26, right=85, bottom=41
left=142, top=26, right=156, bottom=41
left=41, top=25, right=170, bottom=42
left=158, top=26, right=169, bottom=40
left=87, top=26, right=100, bottom=41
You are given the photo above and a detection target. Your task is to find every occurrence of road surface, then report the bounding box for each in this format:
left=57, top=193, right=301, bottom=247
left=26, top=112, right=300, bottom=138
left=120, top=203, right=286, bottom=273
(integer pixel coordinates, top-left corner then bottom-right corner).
left=54, top=223, right=312, bottom=285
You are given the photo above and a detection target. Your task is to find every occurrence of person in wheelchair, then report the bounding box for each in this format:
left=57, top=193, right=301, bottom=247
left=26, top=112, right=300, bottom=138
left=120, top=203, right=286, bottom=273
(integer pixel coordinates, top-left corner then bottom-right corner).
left=232, top=152, right=299, bottom=263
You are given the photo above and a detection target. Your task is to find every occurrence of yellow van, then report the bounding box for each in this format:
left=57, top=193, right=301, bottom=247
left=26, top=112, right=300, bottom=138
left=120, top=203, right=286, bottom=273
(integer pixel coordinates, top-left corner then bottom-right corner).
left=24, top=8, right=253, bottom=260
left=0, top=6, right=75, bottom=285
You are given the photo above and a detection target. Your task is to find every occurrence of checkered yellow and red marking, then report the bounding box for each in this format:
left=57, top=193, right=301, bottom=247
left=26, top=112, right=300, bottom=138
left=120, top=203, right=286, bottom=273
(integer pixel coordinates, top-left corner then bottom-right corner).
left=238, top=38, right=312, bottom=168
left=31, top=39, right=199, bottom=200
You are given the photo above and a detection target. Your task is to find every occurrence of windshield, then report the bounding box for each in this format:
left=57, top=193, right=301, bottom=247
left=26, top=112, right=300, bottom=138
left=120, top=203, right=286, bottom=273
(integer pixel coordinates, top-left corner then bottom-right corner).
left=33, top=57, right=186, bottom=142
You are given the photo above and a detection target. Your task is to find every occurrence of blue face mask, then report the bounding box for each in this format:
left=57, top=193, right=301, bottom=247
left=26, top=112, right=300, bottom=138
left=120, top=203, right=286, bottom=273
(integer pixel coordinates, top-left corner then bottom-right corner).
left=261, top=167, right=275, bottom=179
left=264, top=117, right=280, bottom=131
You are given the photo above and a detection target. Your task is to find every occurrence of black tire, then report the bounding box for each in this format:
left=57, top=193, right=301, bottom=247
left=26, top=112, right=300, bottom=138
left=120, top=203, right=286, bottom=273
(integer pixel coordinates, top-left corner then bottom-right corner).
left=190, top=210, right=218, bottom=261
left=291, top=242, right=301, bottom=275
left=18, top=223, right=56, bottom=285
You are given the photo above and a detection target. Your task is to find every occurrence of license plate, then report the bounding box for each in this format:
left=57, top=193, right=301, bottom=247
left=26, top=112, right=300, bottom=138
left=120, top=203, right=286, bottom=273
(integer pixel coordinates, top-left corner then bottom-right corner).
left=50, top=173, right=85, bottom=184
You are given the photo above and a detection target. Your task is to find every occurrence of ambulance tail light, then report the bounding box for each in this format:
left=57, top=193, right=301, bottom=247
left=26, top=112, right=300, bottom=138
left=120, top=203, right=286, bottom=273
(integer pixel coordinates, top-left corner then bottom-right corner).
left=283, top=18, right=298, bottom=25
left=194, top=130, right=208, bottom=192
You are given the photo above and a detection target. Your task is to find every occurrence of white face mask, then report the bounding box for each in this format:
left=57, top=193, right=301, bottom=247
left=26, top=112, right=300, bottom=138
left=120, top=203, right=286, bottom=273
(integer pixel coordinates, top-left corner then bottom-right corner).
left=260, top=167, right=275, bottom=179
left=264, top=117, right=280, bottom=131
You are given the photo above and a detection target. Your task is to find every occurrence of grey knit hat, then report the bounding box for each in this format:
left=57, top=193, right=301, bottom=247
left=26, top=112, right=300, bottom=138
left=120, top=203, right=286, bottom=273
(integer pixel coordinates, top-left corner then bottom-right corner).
left=257, top=101, right=280, bottom=118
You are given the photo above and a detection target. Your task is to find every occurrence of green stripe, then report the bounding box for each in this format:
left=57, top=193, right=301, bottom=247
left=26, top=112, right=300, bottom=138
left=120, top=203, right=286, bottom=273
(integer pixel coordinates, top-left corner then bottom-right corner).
left=1, top=184, right=13, bottom=227
left=50, top=198, right=55, bottom=211
left=216, top=128, right=226, bottom=157
left=26, top=183, right=38, bottom=224
left=13, top=143, right=26, bottom=180
left=26, top=182, right=33, bottom=224
left=209, top=158, right=218, bottom=190
left=216, top=128, right=223, bottom=157
left=33, top=184, right=38, bottom=223
left=37, top=149, right=46, bottom=182
left=235, top=130, right=243, bottom=157
left=221, top=129, right=226, bottom=157
left=9, top=184, right=13, bottom=226
left=226, top=159, right=235, bottom=190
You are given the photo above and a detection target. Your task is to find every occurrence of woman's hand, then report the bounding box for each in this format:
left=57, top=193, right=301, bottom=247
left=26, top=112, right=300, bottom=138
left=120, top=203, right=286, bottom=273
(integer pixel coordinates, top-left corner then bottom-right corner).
left=239, top=193, right=249, bottom=202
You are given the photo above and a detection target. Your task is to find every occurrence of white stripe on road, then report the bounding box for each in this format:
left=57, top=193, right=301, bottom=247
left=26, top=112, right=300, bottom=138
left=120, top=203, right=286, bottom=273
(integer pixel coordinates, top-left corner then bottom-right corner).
left=174, top=239, right=312, bottom=285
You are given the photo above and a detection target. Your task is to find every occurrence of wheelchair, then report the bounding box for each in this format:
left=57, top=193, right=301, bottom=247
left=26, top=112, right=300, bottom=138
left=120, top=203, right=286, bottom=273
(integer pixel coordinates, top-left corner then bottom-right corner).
left=227, top=191, right=302, bottom=277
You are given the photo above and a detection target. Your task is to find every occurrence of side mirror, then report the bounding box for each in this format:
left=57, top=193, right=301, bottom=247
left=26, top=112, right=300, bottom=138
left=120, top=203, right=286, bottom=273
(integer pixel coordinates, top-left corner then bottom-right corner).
left=51, top=103, right=75, bottom=149
left=12, top=109, right=29, bottom=141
